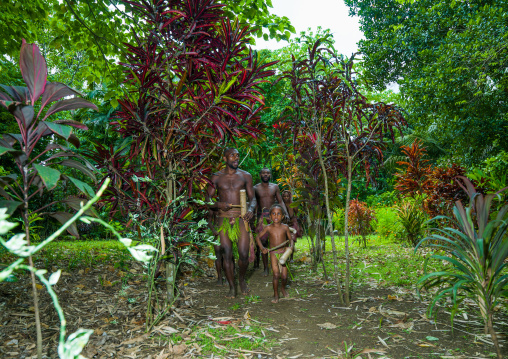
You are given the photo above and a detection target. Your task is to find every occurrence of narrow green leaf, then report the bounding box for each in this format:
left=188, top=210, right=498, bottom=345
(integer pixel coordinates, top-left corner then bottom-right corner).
left=67, top=176, right=95, bottom=197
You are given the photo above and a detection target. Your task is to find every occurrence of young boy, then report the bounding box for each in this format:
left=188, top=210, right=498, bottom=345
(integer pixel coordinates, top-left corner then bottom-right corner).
left=256, top=204, right=294, bottom=303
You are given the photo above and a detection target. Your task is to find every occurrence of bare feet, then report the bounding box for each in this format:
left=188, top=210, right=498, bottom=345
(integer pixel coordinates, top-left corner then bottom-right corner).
left=225, top=288, right=235, bottom=298
left=216, top=278, right=223, bottom=286
left=262, top=268, right=269, bottom=277
left=240, top=281, right=250, bottom=295
left=281, top=287, right=289, bottom=298
left=271, top=296, right=279, bottom=303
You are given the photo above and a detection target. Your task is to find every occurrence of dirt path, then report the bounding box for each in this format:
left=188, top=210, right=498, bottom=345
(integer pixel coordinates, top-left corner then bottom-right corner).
left=190, top=262, right=507, bottom=358
left=0, top=257, right=506, bottom=358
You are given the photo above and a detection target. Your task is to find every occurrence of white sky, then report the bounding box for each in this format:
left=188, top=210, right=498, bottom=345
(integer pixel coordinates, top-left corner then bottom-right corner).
left=253, top=0, right=364, bottom=56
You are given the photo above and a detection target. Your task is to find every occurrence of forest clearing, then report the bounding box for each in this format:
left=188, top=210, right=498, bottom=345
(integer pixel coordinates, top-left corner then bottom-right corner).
left=1, top=0, right=507, bottom=358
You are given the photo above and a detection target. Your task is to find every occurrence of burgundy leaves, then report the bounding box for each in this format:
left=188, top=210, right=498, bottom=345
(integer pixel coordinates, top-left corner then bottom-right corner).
left=0, top=40, right=98, bottom=236
left=20, top=39, right=47, bottom=106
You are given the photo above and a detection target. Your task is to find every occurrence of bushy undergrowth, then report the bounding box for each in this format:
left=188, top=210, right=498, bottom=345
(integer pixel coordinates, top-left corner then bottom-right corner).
left=372, top=207, right=403, bottom=242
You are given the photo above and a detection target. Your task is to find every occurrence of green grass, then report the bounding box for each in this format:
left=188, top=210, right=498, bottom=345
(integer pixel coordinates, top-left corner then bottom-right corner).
left=294, top=234, right=447, bottom=288
left=0, top=240, right=131, bottom=271
left=190, top=323, right=276, bottom=355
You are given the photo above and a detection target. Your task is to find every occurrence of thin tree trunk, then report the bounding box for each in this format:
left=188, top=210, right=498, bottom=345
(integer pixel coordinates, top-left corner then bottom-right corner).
left=24, top=170, right=42, bottom=359
left=317, top=140, right=344, bottom=304
left=487, top=312, right=502, bottom=359
left=343, top=157, right=352, bottom=306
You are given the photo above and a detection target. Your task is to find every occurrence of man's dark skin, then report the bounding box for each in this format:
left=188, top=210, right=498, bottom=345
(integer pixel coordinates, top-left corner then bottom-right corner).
left=253, top=168, right=289, bottom=276
left=206, top=149, right=256, bottom=298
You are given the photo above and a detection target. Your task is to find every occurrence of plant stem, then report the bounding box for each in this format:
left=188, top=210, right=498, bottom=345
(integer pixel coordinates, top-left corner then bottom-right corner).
left=317, top=135, right=344, bottom=304
left=344, top=157, right=352, bottom=306
left=23, top=164, right=43, bottom=359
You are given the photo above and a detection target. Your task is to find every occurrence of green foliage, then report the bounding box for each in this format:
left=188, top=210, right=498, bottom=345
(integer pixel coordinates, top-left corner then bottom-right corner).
left=0, top=0, right=295, bottom=106
left=416, top=178, right=508, bottom=357
left=396, top=198, right=428, bottom=247
left=346, top=0, right=508, bottom=163
left=366, top=190, right=398, bottom=208
left=372, top=207, right=403, bottom=242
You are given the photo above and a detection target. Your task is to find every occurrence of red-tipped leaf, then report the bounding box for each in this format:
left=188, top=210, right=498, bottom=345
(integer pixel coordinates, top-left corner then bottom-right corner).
left=19, top=39, right=47, bottom=105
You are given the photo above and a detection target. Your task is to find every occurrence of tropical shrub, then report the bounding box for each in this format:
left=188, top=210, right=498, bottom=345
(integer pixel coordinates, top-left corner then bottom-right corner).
left=366, top=190, right=398, bottom=208
left=394, top=140, right=431, bottom=197
left=396, top=198, right=428, bottom=246
left=416, top=177, right=508, bottom=359
left=394, top=141, right=469, bottom=217
left=372, top=207, right=402, bottom=242
left=348, top=199, right=375, bottom=248
left=425, top=163, right=468, bottom=217
left=0, top=39, right=97, bottom=358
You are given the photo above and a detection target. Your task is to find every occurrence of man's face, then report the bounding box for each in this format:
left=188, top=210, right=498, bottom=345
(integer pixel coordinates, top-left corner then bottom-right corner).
left=260, top=169, right=271, bottom=183
left=270, top=207, right=283, bottom=223
left=282, top=192, right=290, bottom=203
left=224, top=150, right=239, bottom=170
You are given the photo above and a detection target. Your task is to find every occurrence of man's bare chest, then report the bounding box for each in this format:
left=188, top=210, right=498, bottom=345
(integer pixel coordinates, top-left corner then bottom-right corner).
left=216, top=175, right=245, bottom=192
left=256, top=185, right=277, bottom=199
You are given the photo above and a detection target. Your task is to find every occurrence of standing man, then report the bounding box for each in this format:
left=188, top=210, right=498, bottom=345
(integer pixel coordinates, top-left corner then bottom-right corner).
left=254, top=168, right=289, bottom=276
left=206, top=148, right=256, bottom=298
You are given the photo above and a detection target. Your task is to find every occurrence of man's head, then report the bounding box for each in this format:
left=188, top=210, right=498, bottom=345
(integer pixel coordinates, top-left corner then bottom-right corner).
left=260, top=168, right=271, bottom=183
left=281, top=190, right=292, bottom=203
left=269, top=204, right=283, bottom=223
left=223, top=148, right=239, bottom=170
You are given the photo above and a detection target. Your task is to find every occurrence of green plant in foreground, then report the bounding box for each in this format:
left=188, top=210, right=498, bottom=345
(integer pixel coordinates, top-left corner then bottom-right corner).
left=0, top=179, right=157, bottom=358
left=415, top=177, right=507, bottom=359
left=397, top=198, right=428, bottom=247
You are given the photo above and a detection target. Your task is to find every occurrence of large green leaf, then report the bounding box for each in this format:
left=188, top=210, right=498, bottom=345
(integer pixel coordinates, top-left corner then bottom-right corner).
left=67, top=176, right=95, bottom=198
left=43, top=121, right=72, bottom=140
left=34, top=164, right=61, bottom=190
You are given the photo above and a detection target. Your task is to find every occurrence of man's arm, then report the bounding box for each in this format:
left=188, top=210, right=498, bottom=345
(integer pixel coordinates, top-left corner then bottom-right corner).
left=207, top=209, right=218, bottom=236
left=244, top=173, right=256, bottom=221
left=275, top=185, right=290, bottom=220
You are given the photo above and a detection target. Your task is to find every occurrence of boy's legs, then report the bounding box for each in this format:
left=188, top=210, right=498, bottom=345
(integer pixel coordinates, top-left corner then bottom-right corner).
left=280, top=265, right=289, bottom=298
left=270, top=252, right=281, bottom=303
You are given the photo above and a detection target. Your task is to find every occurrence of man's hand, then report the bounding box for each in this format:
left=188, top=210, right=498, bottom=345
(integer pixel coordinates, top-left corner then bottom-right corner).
left=243, top=210, right=254, bottom=221
left=217, top=202, right=232, bottom=211
left=261, top=247, right=269, bottom=254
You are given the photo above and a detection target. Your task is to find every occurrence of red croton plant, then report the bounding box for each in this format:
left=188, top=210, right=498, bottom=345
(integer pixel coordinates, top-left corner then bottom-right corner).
left=395, top=140, right=469, bottom=217
left=85, top=0, right=276, bottom=326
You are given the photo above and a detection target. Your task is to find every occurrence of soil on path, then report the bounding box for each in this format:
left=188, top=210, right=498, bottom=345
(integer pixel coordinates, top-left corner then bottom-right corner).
left=0, top=257, right=506, bottom=358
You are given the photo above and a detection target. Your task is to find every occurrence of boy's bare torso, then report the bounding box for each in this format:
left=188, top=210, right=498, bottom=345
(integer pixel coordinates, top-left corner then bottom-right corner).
left=265, top=223, right=290, bottom=249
